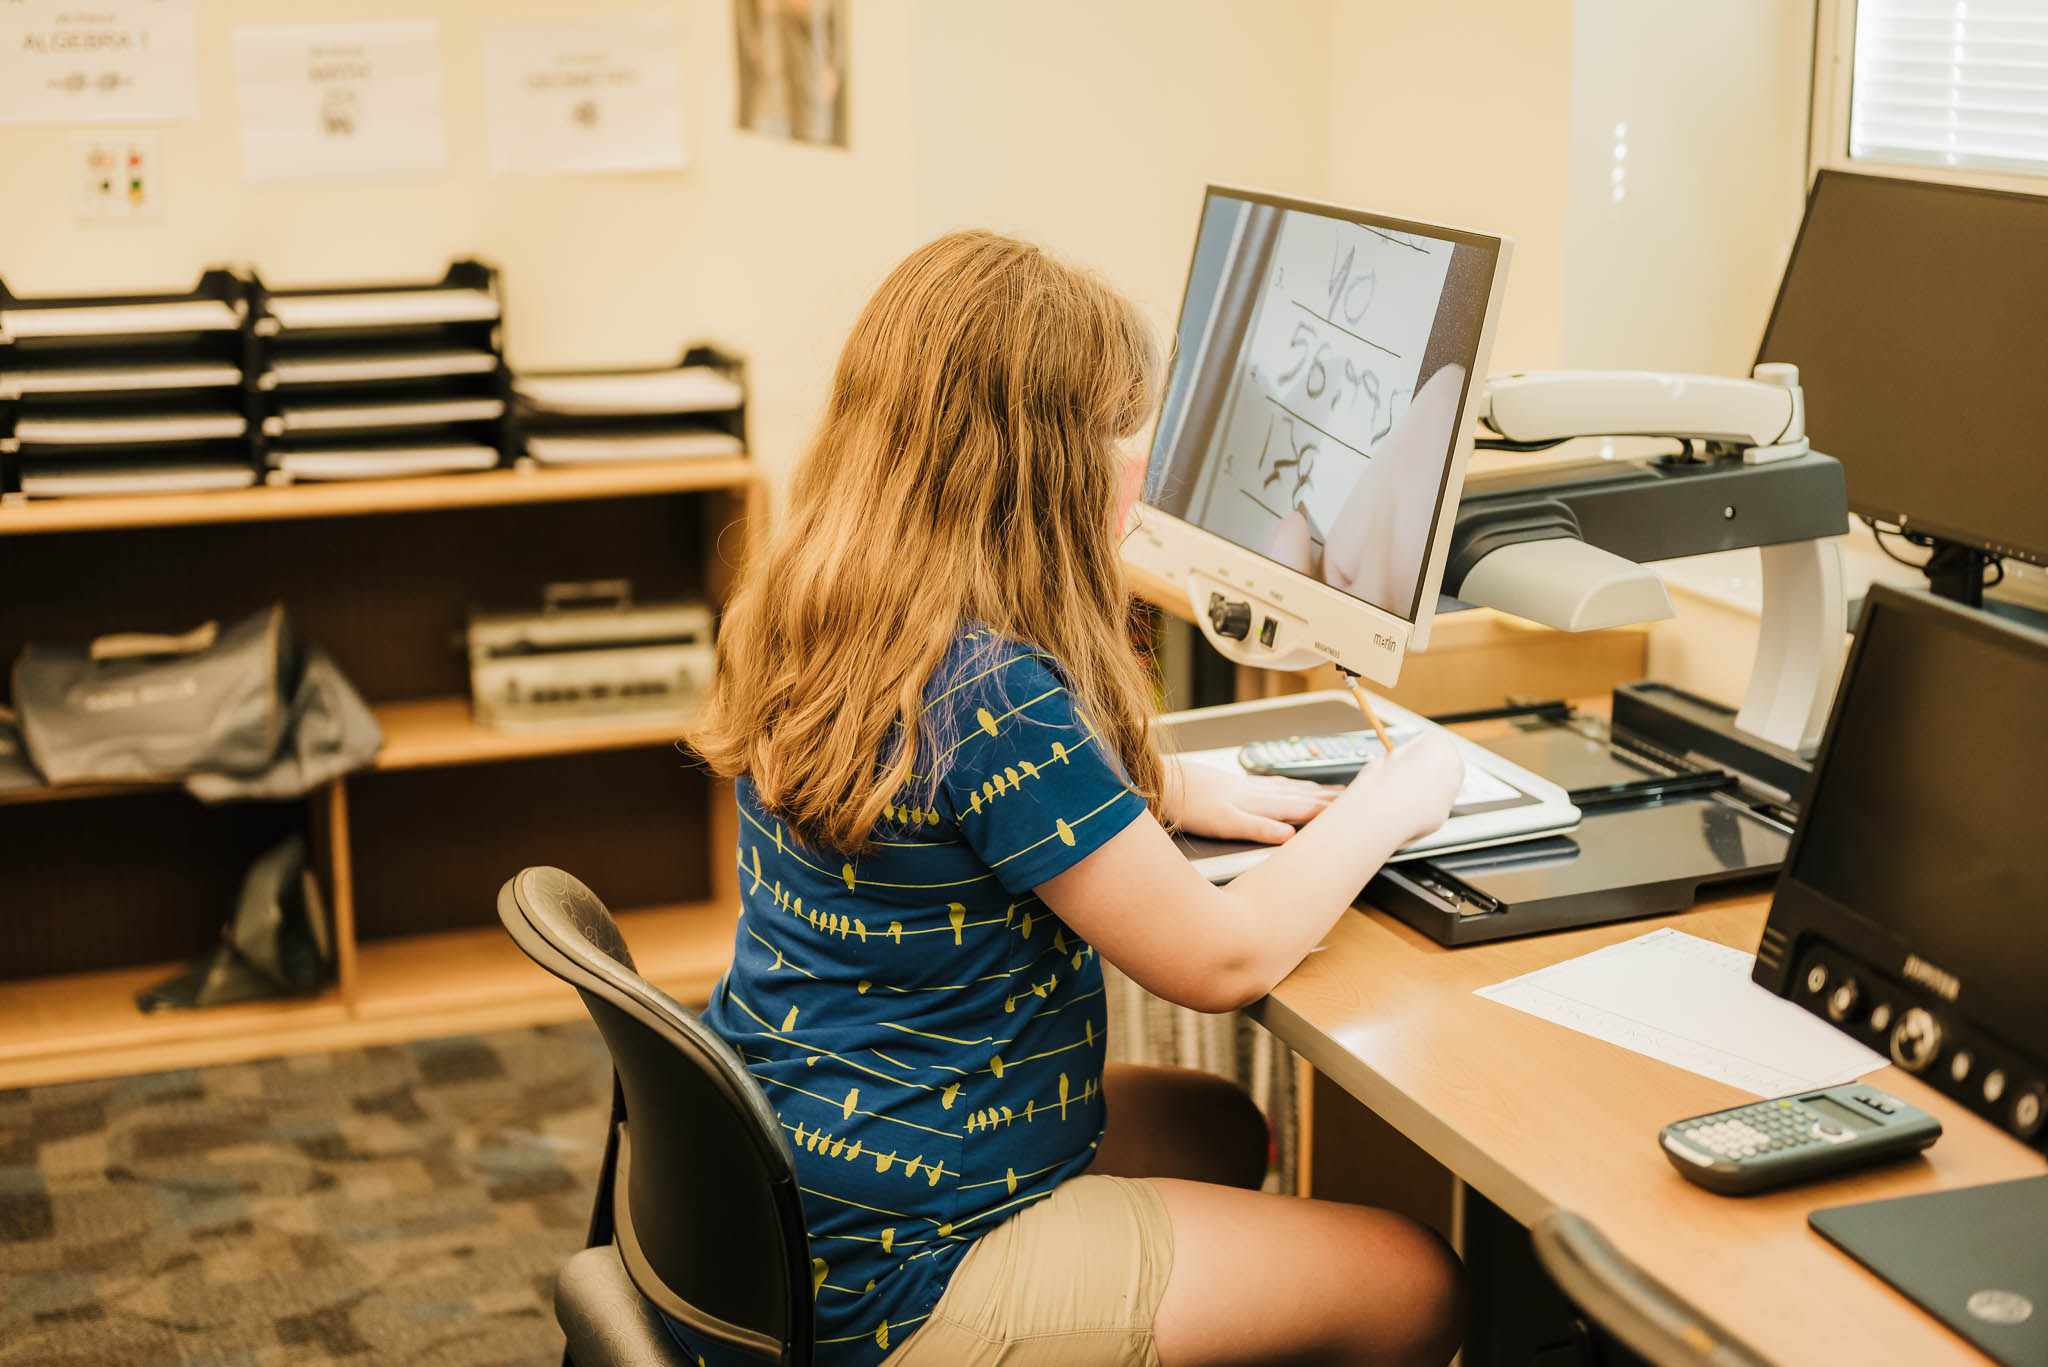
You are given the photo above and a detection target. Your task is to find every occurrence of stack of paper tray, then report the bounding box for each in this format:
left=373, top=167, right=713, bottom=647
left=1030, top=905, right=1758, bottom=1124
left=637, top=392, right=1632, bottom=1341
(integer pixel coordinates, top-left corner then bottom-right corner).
left=0, top=271, right=259, bottom=499
left=252, top=261, right=511, bottom=482
left=514, top=347, right=747, bottom=468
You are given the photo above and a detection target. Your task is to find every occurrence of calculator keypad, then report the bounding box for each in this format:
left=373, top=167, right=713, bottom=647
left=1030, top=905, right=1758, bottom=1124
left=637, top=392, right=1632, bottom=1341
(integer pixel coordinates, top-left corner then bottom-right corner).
left=1673, top=1099, right=1840, bottom=1160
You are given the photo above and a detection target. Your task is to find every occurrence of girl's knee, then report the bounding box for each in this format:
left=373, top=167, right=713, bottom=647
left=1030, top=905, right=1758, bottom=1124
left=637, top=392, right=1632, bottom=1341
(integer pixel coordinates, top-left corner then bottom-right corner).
left=1375, top=1217, right=1463, bottom=1367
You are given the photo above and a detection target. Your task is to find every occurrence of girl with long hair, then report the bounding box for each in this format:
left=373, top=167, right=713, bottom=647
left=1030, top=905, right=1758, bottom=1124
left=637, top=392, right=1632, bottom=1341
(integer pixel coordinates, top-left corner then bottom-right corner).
left=684, top=229, right=1465, bottom=1367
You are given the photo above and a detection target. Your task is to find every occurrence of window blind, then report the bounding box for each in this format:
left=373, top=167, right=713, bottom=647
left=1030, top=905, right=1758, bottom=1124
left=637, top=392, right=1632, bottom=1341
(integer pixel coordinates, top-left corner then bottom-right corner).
left=1850, top=0, right=2048, bottom=177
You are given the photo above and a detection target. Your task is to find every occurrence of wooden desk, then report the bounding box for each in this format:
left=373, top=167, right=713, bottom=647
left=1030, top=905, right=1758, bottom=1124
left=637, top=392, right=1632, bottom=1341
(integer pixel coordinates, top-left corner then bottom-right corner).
left=1254, top=891, right=2044, bottom=1364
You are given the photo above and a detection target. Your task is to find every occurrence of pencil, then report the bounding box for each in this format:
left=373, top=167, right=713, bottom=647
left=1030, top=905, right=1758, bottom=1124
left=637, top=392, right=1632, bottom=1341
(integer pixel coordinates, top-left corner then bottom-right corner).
left=1341, top=671, right=1398, bottom=758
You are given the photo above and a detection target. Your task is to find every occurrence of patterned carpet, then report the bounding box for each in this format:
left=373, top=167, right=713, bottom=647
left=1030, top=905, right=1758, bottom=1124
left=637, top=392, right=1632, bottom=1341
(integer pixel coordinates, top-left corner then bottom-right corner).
left=0, top=1024, right=611, bottom=1367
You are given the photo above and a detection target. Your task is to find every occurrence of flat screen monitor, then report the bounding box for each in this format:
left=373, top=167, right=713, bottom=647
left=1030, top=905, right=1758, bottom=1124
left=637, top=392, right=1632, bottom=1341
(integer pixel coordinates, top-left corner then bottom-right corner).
left=1126, top=185, right=1509, bottom=686
left=1765, top=584, right=2048, bottom=1066
left=1756, top=170, right=2048, bottom=571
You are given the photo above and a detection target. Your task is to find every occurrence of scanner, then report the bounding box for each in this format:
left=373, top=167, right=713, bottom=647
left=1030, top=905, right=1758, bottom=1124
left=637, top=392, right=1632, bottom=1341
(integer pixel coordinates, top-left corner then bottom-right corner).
left=1368, top=363, right=1852, bottom=945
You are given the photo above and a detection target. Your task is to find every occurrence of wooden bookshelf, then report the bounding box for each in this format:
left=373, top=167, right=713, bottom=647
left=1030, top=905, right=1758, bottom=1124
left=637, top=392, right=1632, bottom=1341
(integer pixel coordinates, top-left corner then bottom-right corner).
left=0, top=697, right=699, bottom=807
left=0, top=456, right=755, bottom=537
left=0, top=463, right=762, bottom=1090
left=373, top=696, right=693, bottom=771
left=351, top=900, right=735, bottom=1022
left=0, top=900, right=735, bottom=1092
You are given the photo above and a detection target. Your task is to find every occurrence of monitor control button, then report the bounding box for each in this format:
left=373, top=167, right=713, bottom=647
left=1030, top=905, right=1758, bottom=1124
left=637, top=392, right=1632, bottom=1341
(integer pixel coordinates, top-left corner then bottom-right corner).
left=1206, top=593, right=1253, bottom=641
left=1950, top=1050, right=1974, bottom=1084
left=1805, top=963, right=1829, bottom=996
left=1827, top=979, right=1862, bottom=1023
left=1983, top=1070, right=2007, bottom=1105
left=2012, top=1087, right=2045, bottom=1140
left=1890, top=1008, right=1941, bottom=1073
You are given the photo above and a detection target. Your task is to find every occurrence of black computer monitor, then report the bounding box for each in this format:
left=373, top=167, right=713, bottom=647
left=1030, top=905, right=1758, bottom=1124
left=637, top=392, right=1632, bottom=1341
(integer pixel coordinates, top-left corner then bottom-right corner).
left=1756, top=171, right=2048, bottom=604
left=1754, top=584, right=2048, bottom=1149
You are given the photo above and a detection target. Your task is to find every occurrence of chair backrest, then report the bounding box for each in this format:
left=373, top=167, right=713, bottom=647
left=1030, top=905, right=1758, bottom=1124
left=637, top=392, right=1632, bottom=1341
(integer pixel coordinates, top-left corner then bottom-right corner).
left=498, top=866, right=813, bottom=1365
left=1531, top=1210, right=1770, bottom=1367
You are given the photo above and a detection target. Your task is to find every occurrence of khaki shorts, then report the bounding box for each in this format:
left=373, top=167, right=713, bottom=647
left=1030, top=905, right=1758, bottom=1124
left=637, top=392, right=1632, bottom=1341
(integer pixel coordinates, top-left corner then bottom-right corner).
left=882, top=1174, right=1174, bottom=1367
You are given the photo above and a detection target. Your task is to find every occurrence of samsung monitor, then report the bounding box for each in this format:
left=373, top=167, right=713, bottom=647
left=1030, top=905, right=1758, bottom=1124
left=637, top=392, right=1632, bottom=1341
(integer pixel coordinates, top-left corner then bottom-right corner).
left=1756, top=584, right=2048, bottom=1148
left=1756, top=170, right=2048, bottom=601
left=1126, top=185, right=1511, bottom=686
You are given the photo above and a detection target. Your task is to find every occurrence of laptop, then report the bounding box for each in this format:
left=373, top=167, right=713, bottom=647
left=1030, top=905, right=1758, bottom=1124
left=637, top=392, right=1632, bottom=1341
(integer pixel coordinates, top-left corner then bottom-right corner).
left=1810, top=1175, right=2048, bottom=1367
left=1158, top=691, right=1580, bottom=881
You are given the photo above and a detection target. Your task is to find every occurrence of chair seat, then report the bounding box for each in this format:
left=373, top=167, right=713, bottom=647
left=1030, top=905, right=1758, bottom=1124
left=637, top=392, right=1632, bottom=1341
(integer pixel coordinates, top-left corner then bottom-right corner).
left=557, top=1244, right=698, bottom=1367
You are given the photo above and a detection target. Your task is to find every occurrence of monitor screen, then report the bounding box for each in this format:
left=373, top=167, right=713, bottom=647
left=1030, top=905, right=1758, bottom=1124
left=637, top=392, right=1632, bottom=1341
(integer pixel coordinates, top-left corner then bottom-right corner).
left=1756, top=170, right=2048, bottom=567
left=1785, top=587, right=2048, bottom=1046
left=1143, top=188, right=1502, bottom=624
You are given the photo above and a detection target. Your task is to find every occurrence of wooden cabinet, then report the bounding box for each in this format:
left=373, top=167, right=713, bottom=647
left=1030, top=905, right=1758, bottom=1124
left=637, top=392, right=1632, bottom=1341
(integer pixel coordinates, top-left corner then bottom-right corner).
left=0, top=458, right=759, bottom=1088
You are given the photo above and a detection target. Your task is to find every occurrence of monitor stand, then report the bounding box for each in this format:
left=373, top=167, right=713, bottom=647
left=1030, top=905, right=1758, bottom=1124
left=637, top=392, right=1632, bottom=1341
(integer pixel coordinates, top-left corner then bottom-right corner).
left=1922, top=539, right=1998, bottom=609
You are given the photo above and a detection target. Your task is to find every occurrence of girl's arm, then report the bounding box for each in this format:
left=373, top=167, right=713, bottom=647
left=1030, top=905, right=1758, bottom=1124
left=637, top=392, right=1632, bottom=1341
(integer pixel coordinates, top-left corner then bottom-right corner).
left=1035, top=733, right=1464, bottom=1013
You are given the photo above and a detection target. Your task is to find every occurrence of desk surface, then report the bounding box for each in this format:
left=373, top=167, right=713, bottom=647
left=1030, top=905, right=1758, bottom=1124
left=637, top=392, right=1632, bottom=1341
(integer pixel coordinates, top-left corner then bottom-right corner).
left=1253, top=891, right=2045, bottom=1365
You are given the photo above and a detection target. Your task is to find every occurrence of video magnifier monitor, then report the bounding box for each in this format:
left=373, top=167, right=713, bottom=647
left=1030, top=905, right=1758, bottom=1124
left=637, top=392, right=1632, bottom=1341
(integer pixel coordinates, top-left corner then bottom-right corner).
left=1127, top=185, right=1509, bottom=686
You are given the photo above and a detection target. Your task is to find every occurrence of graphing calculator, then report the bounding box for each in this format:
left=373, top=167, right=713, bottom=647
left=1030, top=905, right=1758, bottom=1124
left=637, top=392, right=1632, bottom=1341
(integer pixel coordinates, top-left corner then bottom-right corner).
left=1238, top=732, right=1406, bottom=783
left=1659, top=1084, right=1941, bottom=1195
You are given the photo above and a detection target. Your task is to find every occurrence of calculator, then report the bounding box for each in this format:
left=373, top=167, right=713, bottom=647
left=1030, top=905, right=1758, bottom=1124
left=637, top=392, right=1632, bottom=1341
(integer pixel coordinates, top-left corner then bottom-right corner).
left=1659, top=1084, right=1941, bottom=1195
left=1239, top=731, right=1405, bottom=783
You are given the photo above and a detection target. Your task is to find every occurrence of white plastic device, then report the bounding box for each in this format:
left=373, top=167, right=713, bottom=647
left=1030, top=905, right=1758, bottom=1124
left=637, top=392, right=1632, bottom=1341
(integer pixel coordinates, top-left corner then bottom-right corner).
left=1125, top=185, right=1513, bottom=689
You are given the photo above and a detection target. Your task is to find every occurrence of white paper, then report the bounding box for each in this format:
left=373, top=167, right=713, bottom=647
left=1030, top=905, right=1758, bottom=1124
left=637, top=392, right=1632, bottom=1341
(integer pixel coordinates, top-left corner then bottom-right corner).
left=16, top=411, right=247, bottom=444
left=0, top=1, right=198, bottom=126
left=484, top=17, right=687, bottom=176
left=525, top=431, right=744, bottom=465
left=275, top=444, right=497, bottom=481
left=0, top=298, right=241, bottom=339
left=20, top=460, right=255, bottom=498
left=1183, top=217, right=1453, bottom=577
left=514, top=368, right=743, bottom=415
left=265, top=288, right=496, bottom=331
left=232, top=22, right=448, bottom=185
left=273, top=397, right=504, bottom=433
left=3, top=361, right=242, bottom=395
left=1179, top=741, right=1520, bottom=808
left=1475, top=928, right=1887, bottom=1097
left=269, top=350, right=498, bottom=386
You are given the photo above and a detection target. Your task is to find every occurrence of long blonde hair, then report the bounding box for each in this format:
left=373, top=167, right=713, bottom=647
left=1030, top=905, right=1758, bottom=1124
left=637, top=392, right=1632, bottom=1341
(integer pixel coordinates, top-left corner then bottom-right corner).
left=688, top=230, right=1164, bottom=852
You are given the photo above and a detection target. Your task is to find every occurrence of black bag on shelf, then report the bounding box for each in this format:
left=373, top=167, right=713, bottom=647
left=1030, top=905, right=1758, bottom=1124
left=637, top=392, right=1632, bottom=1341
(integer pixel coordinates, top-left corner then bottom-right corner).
left=137, top=833, right=333, bottom=1012
left=0, top=705, right=44, bottom=793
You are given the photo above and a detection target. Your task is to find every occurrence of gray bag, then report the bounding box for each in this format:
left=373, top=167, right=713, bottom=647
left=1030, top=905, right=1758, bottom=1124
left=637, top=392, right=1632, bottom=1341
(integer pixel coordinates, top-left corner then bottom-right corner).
left=13, top=606, right=290, bottom=786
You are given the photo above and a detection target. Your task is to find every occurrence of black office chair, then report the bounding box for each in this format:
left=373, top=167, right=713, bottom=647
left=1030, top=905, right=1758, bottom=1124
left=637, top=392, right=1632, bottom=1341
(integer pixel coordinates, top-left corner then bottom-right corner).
left=1531, top=1210, right=1771, bottom=1367
left=497, top=866, right=814, bottom=1367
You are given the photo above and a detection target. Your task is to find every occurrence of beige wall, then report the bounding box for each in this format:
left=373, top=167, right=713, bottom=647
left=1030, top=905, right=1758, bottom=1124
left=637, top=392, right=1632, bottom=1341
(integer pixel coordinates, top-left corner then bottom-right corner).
left=0, top=0, right=1822, bottom=536
left=0, top=0, right=1336, bottom=493
left=1325, top=0, right=1577, bottom=375
left=1561, top=0, right=1815, bottom=375
left=909, top=0, right=1331, bottom=343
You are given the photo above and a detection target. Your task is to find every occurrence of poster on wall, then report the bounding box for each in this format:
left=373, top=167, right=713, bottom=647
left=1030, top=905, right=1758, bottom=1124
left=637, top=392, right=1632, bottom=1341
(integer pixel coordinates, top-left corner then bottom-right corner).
left=733, top=0, right=847, bottom=148
left=0, top=0, right=199, bottom=126
left=231, top=21, right=448, bottom=185
left=484, top=16, right=688, bottom=176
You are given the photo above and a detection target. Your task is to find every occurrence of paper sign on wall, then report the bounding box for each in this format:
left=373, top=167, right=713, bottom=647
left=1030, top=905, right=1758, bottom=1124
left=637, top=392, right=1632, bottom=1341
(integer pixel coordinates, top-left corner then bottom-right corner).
left=232, top=21, right=448, bottom=185
left=0, top=0, right=199, bottom=126
left=484, top=17, right=688, bottom=176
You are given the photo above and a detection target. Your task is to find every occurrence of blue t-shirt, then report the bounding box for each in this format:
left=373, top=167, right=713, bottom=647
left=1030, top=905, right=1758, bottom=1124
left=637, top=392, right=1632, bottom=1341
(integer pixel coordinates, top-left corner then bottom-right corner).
left=675, top=629, right=1147, bottom=1366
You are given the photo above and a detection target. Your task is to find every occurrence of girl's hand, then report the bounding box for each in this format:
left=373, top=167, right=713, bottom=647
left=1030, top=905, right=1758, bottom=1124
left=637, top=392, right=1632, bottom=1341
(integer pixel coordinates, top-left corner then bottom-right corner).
left=1166, top=757, right=1341, bottom=844
left=1365, top=730, right=1466, bottom=846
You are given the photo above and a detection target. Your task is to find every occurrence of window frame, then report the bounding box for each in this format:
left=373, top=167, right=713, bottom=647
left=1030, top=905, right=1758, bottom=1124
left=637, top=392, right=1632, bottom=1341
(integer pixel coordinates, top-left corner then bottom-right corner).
left=1810, top=0, right=2048, bottom=194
